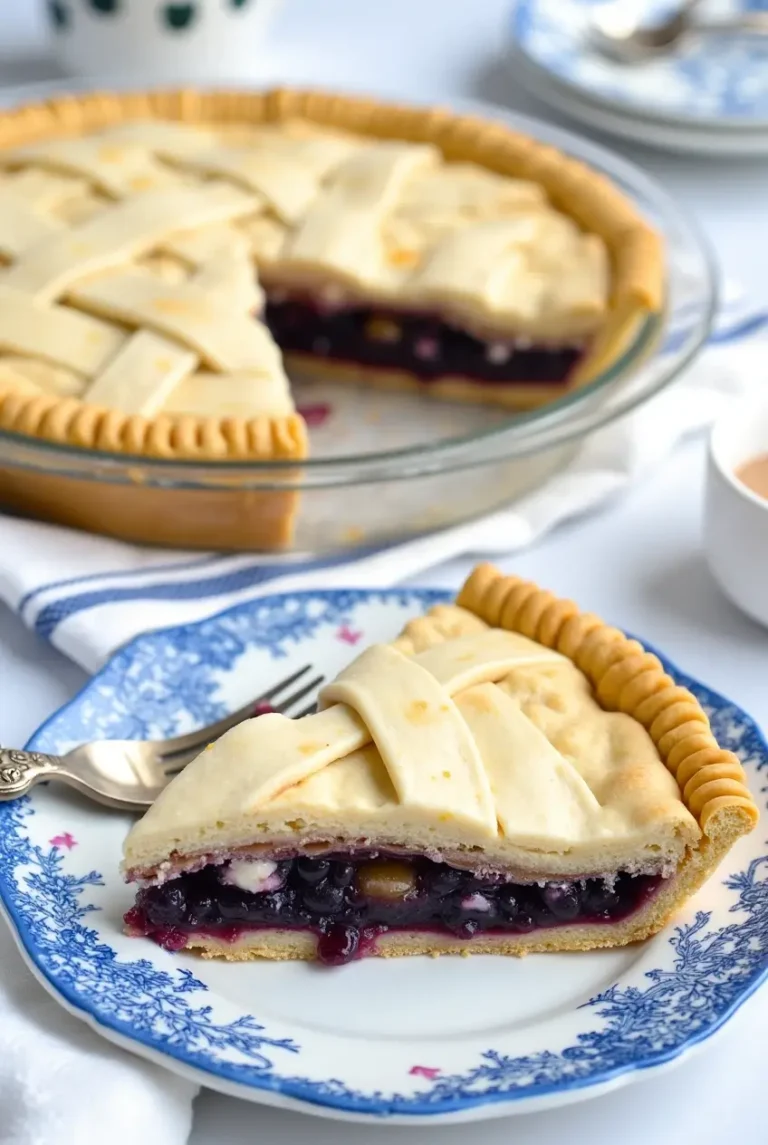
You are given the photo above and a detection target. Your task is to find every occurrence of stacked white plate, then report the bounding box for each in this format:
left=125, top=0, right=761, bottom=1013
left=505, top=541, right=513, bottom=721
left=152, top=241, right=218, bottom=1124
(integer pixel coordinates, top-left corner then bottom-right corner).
left=508, top=0, right=768, bottom=155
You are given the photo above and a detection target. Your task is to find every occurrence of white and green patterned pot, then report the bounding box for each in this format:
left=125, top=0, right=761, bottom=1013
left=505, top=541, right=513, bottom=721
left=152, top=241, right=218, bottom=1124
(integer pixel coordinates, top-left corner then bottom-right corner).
left=45, top=0, right=284, bottom=81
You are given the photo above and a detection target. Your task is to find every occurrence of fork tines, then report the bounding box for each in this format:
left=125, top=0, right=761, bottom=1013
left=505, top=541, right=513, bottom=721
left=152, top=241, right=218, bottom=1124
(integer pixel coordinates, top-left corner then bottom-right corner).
left=158, top=664, right=324, bottom=773
left=269, top=665, right=325, bottom=717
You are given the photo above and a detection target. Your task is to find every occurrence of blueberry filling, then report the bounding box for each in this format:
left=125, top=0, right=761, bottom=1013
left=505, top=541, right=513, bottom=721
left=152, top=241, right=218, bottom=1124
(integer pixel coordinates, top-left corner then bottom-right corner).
left=127, top=854, right=662, bottom=966
left=263, top=295, right=585, bottom=386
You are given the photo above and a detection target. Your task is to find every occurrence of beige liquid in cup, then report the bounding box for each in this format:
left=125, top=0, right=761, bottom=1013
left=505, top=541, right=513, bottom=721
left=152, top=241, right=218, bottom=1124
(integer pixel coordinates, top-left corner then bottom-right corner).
left=736, top=453, right=768, bottom=500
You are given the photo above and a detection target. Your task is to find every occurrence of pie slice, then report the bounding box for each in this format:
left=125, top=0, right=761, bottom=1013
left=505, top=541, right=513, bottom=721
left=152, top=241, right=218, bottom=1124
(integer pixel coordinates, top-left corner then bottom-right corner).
left=123, top=564, right=756, bottom=965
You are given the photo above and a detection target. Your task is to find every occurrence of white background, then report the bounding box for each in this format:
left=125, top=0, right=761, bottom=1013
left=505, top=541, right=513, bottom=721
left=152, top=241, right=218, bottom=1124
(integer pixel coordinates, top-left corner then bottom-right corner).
left=0, top=1, right=766, bottom=1142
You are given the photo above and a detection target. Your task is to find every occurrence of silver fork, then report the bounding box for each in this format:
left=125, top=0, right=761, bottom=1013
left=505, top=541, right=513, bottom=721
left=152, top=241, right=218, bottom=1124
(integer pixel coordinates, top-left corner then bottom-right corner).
left=0, top=664, right=324, bottom=813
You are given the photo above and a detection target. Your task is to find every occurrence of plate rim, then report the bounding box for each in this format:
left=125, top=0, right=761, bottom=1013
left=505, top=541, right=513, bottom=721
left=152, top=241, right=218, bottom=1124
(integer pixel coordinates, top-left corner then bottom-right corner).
left=1, top=585, right=767, bottom=1122
left=507, top=45, right=768, bottom=157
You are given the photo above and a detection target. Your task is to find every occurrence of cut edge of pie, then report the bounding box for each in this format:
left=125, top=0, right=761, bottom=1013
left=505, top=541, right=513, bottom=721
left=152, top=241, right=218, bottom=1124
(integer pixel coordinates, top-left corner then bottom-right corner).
left=121, top=562, right=758, bottom=965
left=0, top=86, right=664, bottom=464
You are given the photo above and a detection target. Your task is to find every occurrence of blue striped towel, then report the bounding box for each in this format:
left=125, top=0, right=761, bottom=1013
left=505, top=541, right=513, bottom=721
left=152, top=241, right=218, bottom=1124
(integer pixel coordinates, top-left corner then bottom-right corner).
left=1, top=289, right=765, bottom=673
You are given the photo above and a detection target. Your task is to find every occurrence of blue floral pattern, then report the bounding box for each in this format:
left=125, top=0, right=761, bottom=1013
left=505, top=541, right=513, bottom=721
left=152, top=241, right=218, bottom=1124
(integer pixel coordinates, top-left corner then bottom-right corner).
left=0, top=588, right=766, bottom=1119
left=0, top=801, right=299, bottom=1074
left=514, top=0, right=768, bottom=123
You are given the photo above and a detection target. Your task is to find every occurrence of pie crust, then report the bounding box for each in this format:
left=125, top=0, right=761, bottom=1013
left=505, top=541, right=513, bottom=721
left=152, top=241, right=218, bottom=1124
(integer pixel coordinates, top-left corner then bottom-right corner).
left=122, top=563, right=757, bottom=963
left=0, top=88, right=663, bottom=549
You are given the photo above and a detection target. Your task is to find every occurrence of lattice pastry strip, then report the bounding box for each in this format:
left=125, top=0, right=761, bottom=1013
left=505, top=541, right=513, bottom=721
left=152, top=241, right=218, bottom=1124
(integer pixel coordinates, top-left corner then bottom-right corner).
left=410, top=218, right=550, bottom=319
left=162, top=368, right=292, bottom=417
left=0, top=357, right=82, bottom=397
left=0, top=282, right=126, bottom=377
left=97, top=119, right=220, bottom=155
left=191, top=251, right=264, bottom=313
left=391, top=163, right=548, bottom=228
left=0, top=168, right=92, bottom=212
left=0, top=170, right=95, bottom=259
left=279, top=142, right=440, bottom=285
left=153, top=227, right=264, bottom=310
left=410, top=218, right=607, bottom=326
left=453, top=685, right=604, bottom=841
left=161, top=223, right=254, bottom=272
left=321, top=642, right=498, bottom=831
left=70, top=268, right=282, bottom=374
left=0, top=183, right=257, bottom=303
left=125, top=626, right=670, bottom=880
left=0, top=191, right=64, bottom=260
left=0, top=135, right=183, bottom=199
left=85, top=331, right=198, bottom=416
left=169, top=132, right=363, bottom=225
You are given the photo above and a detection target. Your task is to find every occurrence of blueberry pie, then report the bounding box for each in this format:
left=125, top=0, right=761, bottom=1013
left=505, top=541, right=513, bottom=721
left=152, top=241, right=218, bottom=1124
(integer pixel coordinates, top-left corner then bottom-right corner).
left=123, top=564, right=758, bottom=965
left=0, top=88, right=662, bottom=548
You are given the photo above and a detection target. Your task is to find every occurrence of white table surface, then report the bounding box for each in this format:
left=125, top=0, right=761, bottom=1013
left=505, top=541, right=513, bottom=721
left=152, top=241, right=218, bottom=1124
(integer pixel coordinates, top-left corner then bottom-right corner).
left=0, top=2, right=767, bottom=1142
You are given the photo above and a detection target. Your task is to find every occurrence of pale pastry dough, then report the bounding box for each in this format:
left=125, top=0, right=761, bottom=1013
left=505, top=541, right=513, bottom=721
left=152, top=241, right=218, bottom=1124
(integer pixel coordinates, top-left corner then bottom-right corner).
left=123, top=616, right=701, bottom=881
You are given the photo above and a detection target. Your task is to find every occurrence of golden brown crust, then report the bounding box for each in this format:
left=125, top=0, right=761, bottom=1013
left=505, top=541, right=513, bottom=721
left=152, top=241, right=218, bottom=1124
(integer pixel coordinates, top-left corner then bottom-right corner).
left=456, top=564, right=759, bottom=842
left=0, top=86, right=663, bottom=461
left=0, top=463, right=300, bottom=550
left=0, top=380, right=308, bottom=462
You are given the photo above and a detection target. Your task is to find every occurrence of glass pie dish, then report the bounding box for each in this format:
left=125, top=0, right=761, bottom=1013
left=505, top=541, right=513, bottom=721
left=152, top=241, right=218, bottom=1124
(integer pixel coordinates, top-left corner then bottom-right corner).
left=0, top=90, right=715, bottom=553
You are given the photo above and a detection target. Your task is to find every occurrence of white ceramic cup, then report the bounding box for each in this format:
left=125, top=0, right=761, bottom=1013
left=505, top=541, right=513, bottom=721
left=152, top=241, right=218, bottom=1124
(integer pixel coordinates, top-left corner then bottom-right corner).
left=45, top=0, right=284, bottom=82
left=704, top=397, right=768, bottom=628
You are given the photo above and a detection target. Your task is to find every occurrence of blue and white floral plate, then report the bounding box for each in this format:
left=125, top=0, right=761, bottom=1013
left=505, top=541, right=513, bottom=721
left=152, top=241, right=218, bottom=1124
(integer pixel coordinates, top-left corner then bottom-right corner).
left=507, top=45, right=768, bottom=155
left=512, top=0, right=768, bottom=135
left=1, top=588, right=767, bottom=1123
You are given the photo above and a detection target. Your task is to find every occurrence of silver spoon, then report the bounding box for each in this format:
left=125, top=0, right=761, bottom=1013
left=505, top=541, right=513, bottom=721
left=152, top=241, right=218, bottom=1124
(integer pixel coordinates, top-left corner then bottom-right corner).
left=590, top=0, right=768, bottom=63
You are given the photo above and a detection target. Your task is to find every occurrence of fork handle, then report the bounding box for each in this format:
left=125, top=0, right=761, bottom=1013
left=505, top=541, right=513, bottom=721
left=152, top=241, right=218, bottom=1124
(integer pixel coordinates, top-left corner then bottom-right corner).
left=695, top=15, right=768, bottom=35
left=0, top=747, right=60, bottom=800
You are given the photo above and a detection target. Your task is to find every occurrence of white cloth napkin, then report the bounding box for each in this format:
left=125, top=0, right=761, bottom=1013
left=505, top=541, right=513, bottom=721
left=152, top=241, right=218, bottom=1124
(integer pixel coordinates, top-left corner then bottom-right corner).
left=0, top=923, right=193, bottom=1145
left=0, top=291, right=766, bottom=1145
left=0, top=291, right=766, bottom=674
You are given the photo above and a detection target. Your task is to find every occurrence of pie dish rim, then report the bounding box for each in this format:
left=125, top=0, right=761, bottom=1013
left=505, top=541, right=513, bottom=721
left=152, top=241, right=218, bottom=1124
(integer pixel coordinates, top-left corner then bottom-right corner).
left=0, top=84, right=664, bottom=464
